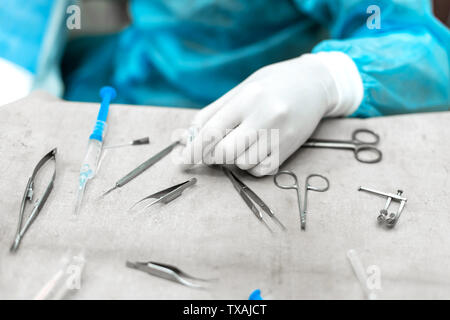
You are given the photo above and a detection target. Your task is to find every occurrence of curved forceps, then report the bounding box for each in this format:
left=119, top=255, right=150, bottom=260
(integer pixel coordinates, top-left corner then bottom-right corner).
left=303, top=129, right=382, bottom=163
left=274, top=171, right=329, bottom=230
left=10, top=148, right=57, bottom=252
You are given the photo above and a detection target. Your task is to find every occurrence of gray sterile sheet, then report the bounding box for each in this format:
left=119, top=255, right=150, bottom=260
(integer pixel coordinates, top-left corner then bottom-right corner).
left=0, top=91, right=449, bottom=299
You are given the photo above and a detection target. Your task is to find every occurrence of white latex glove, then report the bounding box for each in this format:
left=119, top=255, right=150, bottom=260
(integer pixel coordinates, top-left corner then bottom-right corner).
left=181, top=51, right=363, bottom=176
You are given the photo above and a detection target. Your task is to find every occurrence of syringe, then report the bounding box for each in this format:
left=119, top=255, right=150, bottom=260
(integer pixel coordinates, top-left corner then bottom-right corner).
left=74, top=86, right=117, bottom=215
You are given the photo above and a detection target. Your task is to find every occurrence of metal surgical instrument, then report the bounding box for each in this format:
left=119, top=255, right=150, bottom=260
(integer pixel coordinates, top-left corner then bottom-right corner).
left=103, top=136, right=150, bottom=149
left=126, top=260, right=211, bottom=289
left=358, top=186, right=407, bottom=228
left=10, top=148, right=57, bottom=252
left=222, top=167, right=286, bottom=233
left=101, top=140, right=179, bottom=197
left=274, top=170, right=329, bottom=230
left=303, top=129, right=382, bottom=163
left=129, top=178, right=197, bottom=211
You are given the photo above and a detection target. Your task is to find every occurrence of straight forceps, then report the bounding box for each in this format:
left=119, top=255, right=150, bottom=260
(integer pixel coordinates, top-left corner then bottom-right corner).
left=11, top=148, right=57, bottom=252
left=303, top=129, right=382, bottom=163
left=222, top=167, right=286, bottom=233
left=274, top=171, right=329, bottom=230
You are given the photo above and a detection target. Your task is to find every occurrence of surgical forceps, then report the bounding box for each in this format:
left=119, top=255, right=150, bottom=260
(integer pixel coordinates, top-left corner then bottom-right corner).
left=129, top=178, right=197, bottom=211
left=11, top=148, right=57, bottom=252
left=274, top=171, right=329, bottom=230
left=222, top=167, right=286, bottom=233
left=126, top=260, right=213, bottom=289
left=303, top=129, right=382, bottom=163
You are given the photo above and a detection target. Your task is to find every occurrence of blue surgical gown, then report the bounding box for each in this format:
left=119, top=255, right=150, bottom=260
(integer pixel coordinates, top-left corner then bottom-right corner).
left=15, top=0, right=450, bottom=116
left=0, top=0, right=70, bottom=96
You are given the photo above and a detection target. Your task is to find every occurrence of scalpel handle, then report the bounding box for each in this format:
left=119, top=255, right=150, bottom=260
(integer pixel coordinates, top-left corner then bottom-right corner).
left=117, top=141, right=179, bottom=187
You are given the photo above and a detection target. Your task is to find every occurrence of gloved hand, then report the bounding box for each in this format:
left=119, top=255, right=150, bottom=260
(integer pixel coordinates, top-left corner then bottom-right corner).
left=181, top=51, right=363, bottom=176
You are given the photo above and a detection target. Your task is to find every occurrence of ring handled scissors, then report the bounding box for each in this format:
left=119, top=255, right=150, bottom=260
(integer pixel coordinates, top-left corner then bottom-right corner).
left=303, top=129, right=382, bottom=163
left=274, top=171, right=329, bottom=230
left=11, top=148, right=57, bottom=252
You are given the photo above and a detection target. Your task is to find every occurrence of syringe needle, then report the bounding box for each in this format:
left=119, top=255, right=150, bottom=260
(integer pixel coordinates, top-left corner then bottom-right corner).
left=74, top=182, right=87, bottom=216
left=101, top=185, right=118, bottom=197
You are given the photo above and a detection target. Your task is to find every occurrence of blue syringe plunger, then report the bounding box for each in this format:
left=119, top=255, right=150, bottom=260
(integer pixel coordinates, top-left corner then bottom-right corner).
left=90, top=86, right=117, bottom=142
left=100, top=86, right=117, bottom=101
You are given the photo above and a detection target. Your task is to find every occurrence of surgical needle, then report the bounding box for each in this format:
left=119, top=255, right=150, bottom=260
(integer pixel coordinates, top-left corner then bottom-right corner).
left=101, top=140, right=179, bottom=197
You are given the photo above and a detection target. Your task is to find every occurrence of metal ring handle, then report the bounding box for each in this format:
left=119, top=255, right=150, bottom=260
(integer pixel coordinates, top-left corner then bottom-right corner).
left=305, top=174, right=329, bottom=192
left=354, top=145, right=383, bottom=163
left=273, top=170, right=299, bottom=189
left=352, top=129, right=380, bottom=145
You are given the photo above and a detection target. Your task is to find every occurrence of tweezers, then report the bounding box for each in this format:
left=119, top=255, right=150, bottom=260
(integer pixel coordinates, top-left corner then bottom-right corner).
left=126, top=260, right=211, bottom=289
left=222, top=167, right=286, bottom=233
left=129, top=178, right=197, bottom=211
left=10, top=148, right=57, bottom=252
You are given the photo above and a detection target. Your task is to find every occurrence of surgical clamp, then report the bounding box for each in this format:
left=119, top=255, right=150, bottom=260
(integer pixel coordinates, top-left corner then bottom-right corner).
left=222, top=167, right=286, bottom=233
left=274, top=170, right=329, bottom=230
left=126, top=260, right=212, bottom=289
left=358, top=186, right=407, bottom=227
left=102, top=140, right=179, bottom=196
left=303, top=129, right=382, bottom=163
left=129, top=178, right=197, bottom=211
left=10, top=148, right=57, bottom=252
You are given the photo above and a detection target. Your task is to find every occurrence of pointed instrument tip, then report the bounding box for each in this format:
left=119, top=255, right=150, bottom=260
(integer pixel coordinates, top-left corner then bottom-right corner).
left=10, top=237, right=20, bottom=253
left=101, top=185, right=117, bottom=197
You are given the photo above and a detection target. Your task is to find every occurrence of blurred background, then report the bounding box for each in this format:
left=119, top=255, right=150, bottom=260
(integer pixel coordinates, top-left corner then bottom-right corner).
left=0, top=0, right=448, bottom=108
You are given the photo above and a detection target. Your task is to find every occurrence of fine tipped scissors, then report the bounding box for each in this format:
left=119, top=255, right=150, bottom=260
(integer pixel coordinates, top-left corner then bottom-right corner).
left=11, top=148, right=57, bottom=252
left=223, top=167, right=286, bottom=233
left=274, top=170, right=329, bottom=230
left=303, top=129, right=382, bottom=163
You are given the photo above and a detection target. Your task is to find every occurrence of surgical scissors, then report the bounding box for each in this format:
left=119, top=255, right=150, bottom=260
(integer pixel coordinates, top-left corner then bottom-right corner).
left=11, top=148, right=57, bottom=252
left=274, top=171, right=329, bottom=230
left=303, top=129, right=382, bottom=163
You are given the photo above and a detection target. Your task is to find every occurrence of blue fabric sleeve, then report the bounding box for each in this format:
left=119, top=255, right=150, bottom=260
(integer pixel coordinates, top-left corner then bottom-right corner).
left=294, top=0, right=450, bottom=117
left=0, top=0, right=69, bottom=75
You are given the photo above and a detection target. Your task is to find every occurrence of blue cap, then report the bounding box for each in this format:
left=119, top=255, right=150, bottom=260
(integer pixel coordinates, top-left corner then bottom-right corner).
left=249, top=289, right=263, bottom=300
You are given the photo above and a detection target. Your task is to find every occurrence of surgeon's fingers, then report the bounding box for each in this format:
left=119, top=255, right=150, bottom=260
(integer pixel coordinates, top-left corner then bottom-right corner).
left=235, top=137, right=270, bottom=170
left=248, top=138, right=296, bottom=176
left=210, top=122, right=259, bottom=164
left=182, top=104, right=242, bottom=165
left=190, top=85, right=242, bottom=129
left=248, top=153, right=280, bottom=177
left=190, top=84, right=268, bottom=164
